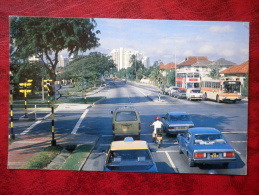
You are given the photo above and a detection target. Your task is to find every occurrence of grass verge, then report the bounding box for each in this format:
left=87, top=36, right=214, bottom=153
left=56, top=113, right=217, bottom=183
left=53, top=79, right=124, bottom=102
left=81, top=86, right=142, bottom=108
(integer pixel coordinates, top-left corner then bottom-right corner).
left=57, top=96, right=104, bottom=104
left=22, top=145, right=63, bottom=169
left=60, top=144, right=93, bottom=170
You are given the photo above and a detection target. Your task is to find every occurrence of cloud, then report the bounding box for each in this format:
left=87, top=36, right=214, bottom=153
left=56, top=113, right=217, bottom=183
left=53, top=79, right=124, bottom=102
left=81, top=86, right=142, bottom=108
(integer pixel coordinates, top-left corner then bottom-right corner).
left=208, top=25, right=235, bottom=33
left=198, top=45, right=214, bottom=54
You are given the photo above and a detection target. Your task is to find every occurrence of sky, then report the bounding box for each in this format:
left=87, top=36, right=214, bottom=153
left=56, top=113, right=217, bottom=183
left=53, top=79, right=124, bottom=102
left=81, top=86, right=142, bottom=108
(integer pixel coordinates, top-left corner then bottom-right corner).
left=87, top=18, right=249, bottom=66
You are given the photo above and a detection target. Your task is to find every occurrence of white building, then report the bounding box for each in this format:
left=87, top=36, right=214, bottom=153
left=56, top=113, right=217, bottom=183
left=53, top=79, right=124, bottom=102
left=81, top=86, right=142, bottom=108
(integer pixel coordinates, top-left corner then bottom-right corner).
left=110, top=47, right=149, bottom=70
left=59, top=55, right=69, bottom=67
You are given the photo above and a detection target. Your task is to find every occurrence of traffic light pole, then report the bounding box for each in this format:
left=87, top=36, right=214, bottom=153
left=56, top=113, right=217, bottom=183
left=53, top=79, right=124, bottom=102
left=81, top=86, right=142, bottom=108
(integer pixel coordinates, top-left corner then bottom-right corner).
left=51, top=100, right=56, bottom=146
left=24, top=90, right=28, bottom=118
left=9, top=90, right=15, bottom=140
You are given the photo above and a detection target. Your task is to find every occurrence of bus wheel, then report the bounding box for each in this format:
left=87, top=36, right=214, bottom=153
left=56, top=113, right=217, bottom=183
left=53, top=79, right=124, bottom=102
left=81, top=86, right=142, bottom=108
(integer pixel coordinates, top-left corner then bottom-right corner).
left=216, top=95, right=221, bottom=103
left=204, top=93, right=207, bottom=101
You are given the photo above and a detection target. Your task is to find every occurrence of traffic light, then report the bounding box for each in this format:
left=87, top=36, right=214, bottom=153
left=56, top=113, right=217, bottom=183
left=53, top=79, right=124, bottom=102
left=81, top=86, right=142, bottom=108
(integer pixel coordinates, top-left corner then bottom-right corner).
left=47, top=85, right=55, bottom=101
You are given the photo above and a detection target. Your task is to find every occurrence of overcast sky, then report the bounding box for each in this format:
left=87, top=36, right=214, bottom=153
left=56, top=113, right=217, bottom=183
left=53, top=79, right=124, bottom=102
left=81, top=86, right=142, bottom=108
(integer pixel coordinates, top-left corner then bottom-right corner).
left=89, top=18, right=249, bottom=65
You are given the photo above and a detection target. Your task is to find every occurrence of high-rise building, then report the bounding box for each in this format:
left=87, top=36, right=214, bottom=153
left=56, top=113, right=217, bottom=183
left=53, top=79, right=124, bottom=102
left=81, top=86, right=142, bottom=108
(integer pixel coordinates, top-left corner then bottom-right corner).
left=59, top=55, right=69, bottom=67
left=110, top=47, right=149, bottom=70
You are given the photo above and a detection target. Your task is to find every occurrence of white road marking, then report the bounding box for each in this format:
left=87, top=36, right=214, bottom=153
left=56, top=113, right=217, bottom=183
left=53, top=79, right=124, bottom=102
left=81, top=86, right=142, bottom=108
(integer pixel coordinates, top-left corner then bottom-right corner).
left=71, top=108, right=90, bottom=134
left=234, top=149, right=241, bottom=155
left=164, top=151, right=178, bottom=173
left=157, top=150, right=178, bottom=153
left=20, top=120, right=42, bottom=135
left=231, top=141, right=247, bottom=143
left=222, top=131, right=247, bottom=134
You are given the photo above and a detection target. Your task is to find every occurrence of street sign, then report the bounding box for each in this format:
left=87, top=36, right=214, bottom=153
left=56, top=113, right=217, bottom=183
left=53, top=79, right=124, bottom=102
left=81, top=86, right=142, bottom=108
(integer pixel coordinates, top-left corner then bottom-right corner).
left=19, top=90, right=32, bottom=93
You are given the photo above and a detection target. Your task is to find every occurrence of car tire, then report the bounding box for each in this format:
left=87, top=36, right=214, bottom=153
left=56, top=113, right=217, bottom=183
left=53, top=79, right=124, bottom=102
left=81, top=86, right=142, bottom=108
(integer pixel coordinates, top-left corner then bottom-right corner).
left=188, top=154, right=195, bottom=167
left=179, top=145, right=183, bottom=154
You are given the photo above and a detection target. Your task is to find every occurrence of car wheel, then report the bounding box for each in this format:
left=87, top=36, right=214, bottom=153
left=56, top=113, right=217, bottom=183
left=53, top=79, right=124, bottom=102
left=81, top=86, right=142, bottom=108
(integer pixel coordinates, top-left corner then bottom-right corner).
left=179, top=145, right=183, bottom=154
left=188, top=154, right=195, bottom=167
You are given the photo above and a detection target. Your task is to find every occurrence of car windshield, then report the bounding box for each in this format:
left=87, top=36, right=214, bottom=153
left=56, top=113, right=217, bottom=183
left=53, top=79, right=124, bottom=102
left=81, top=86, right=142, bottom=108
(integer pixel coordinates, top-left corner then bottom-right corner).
left=194, top=134, right=226, bottom=145
left=115, top=111, right=137, bottom=121
left=169, top=114, right=190, bottom=121
left=106, top=150, right=153, bottom=171
left=108, top=150, right=151, bottom=163
left=191, top=90, right=201, bottom=93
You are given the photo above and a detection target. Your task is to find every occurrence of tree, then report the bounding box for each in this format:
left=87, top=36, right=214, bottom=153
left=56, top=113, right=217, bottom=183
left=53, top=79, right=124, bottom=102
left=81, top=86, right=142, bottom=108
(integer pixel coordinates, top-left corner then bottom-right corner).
left=166, top=69, right=176, bottom=85
left=129, top=54, right=145, bottom=80
left=210, top=65, right=220, bottom=79
left=10, top=17, right=100, bottom=81
left=66, top=52, right=116, bottom=87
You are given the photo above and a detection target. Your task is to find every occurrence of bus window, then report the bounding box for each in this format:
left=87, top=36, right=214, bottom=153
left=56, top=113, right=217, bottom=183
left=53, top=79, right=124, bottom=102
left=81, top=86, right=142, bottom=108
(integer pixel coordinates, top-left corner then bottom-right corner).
left=187, top=83, right=193, bottom=88
left=194, top=83, right=200, bottom=88
left=194, top=73, right=199, bottom=78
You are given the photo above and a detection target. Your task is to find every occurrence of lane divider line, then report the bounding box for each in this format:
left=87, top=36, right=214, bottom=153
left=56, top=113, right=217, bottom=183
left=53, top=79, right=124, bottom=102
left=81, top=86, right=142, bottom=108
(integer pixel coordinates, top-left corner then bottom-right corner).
left=165, top=151, right=178, bottom=173
left=71, top=108, right=90, bottom=134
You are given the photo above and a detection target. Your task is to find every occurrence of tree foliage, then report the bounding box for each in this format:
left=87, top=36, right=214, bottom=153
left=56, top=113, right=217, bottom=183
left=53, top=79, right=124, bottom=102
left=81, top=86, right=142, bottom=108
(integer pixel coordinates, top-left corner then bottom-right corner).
left=10, top=17, right=100, bottom=81
left=64, top=52, right=116, bottom=87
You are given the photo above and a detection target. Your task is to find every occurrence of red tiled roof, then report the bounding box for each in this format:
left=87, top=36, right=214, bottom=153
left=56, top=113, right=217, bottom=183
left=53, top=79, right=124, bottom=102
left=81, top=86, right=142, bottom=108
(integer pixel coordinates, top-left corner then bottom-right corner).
left=220, top=61, right=249, bottom=74
left=177, top=56, right=209, bottom=66
left=159, top=62, right=175, bottom=69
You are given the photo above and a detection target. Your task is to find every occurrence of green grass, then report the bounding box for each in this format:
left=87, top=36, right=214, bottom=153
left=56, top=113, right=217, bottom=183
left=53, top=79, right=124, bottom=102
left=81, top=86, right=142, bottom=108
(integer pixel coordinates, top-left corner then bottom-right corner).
left=22, top=145, right=63, bottom=169
left=60, top=144, right=93, bottom=170
left=56, top=96, right=104, bottom=104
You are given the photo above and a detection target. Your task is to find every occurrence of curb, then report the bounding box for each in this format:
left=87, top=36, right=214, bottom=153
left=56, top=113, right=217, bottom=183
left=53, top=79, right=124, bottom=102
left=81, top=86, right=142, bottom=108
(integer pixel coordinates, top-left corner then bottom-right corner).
left=79, top=135, right=100, bottom=171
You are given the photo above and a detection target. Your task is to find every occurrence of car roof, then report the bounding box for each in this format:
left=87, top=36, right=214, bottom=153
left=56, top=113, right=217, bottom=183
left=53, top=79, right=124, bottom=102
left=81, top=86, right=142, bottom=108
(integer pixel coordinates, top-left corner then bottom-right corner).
left=188, top=127, right=221, bottom=134
left=167, top=112, right=188, bottom=115
left=110, top=140, right=148, bottom=150
left=114, top=106, right=137, bottom=112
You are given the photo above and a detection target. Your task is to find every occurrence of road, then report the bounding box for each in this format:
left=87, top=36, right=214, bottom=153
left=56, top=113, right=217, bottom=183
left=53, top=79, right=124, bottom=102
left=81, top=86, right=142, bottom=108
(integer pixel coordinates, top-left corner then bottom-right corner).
left=10, top=79, right=248, bottom=175
left=81, top=79, right=247, bottom=175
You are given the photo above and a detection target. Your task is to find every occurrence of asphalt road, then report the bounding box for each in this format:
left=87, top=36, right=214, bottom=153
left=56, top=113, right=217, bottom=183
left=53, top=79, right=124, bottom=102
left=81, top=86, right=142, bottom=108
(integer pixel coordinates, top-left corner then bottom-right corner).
left=81, top=80, right=247, bottom=175
left=10, top=79, right=248, bottom=175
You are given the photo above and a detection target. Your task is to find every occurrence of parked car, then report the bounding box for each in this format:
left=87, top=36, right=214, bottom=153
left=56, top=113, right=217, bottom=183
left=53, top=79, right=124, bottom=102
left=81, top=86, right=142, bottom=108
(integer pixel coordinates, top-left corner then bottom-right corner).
left=161, top=85, right=172, bottom=95
left=168, top=86, right=179, bottom=96
left=173, top=89, right=186, bottom=99
left=104, top=137, right=157, bottom=172
left=186, top=88, right=203, bottom=101
left=177, top=127, right=236, bottom=167
left=161, top=112, right=194, bottom=135
left=111, top=106, right=141, bottom=139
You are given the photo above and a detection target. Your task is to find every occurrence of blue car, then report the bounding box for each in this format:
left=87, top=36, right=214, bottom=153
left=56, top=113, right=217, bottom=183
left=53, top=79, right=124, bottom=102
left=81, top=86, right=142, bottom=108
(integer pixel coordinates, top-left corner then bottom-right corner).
left=161, top=112, right=194, bottom=135
left=177, top=127, right=236, bottom=167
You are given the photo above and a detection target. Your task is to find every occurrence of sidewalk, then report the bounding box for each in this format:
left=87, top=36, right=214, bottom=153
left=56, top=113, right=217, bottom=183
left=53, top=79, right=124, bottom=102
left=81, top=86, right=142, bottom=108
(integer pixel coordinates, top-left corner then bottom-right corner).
left=8, top=133, right=99, bottom=169
left=8, top=85, right=107, bottom=169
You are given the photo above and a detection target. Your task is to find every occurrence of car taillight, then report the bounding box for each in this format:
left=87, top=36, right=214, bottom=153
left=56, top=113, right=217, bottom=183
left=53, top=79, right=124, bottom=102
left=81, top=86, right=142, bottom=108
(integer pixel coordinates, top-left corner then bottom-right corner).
left=157, top=134, right=162, bottom=137
left=189, top=126, right=194, bottom=128
left=139, top=123, right=141, bottom=130
left=223, top=152, right=235, bottom=157
left=194, top=153, right=206, bottom=158
left=112, top=124, right=115, bottom=131
left=168, top=126, right=175, bottom=129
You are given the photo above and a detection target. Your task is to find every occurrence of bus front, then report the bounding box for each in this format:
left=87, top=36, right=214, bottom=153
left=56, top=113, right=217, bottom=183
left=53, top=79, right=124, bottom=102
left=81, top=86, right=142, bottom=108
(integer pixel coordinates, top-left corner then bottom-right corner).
left=220, top=81, right=242, bottom=103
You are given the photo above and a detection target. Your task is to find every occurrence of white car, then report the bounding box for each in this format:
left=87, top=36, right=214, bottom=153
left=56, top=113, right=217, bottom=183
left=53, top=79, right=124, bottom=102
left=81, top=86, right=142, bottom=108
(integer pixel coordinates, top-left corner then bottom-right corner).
left=186, top=88, right=203, bottom=101
left=168, top=86, right=179, bottom=96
